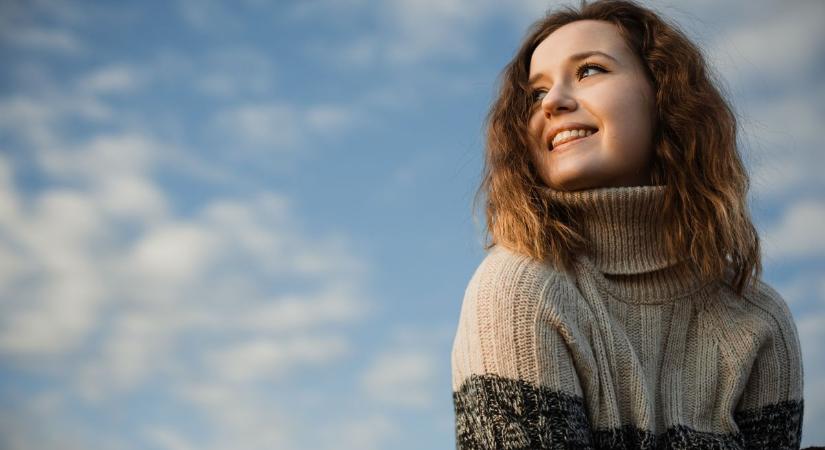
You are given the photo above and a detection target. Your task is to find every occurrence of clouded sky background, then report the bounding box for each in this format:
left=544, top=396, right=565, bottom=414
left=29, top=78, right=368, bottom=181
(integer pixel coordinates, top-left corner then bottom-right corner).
left=0, top=0, right=823, bottom=448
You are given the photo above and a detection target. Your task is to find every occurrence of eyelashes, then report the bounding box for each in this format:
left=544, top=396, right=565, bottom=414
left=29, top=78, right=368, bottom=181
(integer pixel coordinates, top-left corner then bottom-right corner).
left=575, top=62, right=607, bottom=80
left=530, top=62, right=608, bottom=103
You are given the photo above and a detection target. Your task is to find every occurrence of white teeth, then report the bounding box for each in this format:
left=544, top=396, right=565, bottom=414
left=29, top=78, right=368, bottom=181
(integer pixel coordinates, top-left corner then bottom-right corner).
left=552, top=128, right=594, bottom=147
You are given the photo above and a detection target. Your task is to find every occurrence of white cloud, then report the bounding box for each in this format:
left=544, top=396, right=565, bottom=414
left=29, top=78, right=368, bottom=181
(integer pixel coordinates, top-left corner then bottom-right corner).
left=0, top=182, right=109, bottom=358
left=210, top=101, right=366, bottom=152
left=129, top=223, right=221, bottom=284
left=194, top=47, right=276, bottom=98
left=236, top=284, right=370, bottom=332
left=305, top=104, right=366, bottom=135
left=740, top=87, right=825, bottom=200
left=687, top=2, right=825, bottom=202
left=200, top=193, right=368, bottom=278
left=0, top=94, right=111, bottom=147
left=40, top=132, right=156, bottom=177
left=205, top=334, right=351, bottom=383
left=296, top=0, right=496, bottom=68
left=322, top=35, right=381, bottom=69
left=0, top=387, right=130, bottom=450
left=143, top=427, right=196, bottom=450
left=37, top=132, right=170, bottom=222
left=707, top=1, right=825, bottom=89
left=2, top=27, right=84, bottom=53
left=773, top=270, right=825, bottom=310
left=380, top=0, right=494, bottom=65
left=762, top=200, right=825, bottom=263
left=211, top=103, right=302, bottom=150
left=360, top=350, right=437, bottom=408
left=74, top=306, right=184, bottom=401
left=76, top=64, right=144, bottom=94
left=1, top=0, right=101, bottom=27
left=319, top=414, right=400, bottom=450
left=0, top=269, right=104, bottom=357
left=175, top=0, right=253, bottom=33
left=96, top=174, right=170, bottom=222
left=284, top=0, right=371, bottom=22
left=97, top=46, right=278, bottom=100
left=171, top=381, right=297, bottom=450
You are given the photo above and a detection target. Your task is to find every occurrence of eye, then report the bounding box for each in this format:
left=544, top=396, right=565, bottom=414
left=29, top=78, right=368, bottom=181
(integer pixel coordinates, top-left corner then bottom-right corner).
left=576, top=62, right=606, bottom=80
left=530, top=62, right=608, bottom=104
left=531, top=88, right=547, bottom=103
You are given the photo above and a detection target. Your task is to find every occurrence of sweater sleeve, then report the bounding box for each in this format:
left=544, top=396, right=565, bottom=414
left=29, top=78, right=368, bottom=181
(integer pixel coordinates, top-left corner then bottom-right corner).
left=450, top=247, right=594, bottom=449
left=733, top=281, right=805, bottom=450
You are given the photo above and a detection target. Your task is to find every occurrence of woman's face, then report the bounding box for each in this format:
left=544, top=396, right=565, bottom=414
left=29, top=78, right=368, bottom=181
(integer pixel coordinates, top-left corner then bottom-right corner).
left=527, top=20, right=657, bottom=191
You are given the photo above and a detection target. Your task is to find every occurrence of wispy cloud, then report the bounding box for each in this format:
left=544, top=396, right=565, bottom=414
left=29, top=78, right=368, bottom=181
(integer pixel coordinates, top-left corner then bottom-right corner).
left=708, top=1, right=825, bottom=89
left=0, top=94, right=112, bottom=146
left=319, top=414, right=400, bottom=450
left=193, top=46, right=277, bottom=98
left=76, top=64, right=145, bottom=95
left=744, top=89, right=825, bottom=200
left=295, top=0, right=498, bottom=68
left=702, top=1, right=825, bottom=203
left=762, top=199, right=825, bottom=264
left=1, top=27, right=84, bottom=53
left=205, top=334, right=351, bottom=382
left=209, top=101, right=367, bottom=153
left=211, top=103, right=303, bottom=150
left=361, top=350, right=438, bottom=408
left=168, top=380, right=297, bottom=450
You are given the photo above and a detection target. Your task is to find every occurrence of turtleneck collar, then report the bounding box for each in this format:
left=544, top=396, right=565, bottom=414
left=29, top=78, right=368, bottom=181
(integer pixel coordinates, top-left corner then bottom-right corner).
left=541, top=184, right=680, bottom=274
left=540, top=184, right=718, bottom=304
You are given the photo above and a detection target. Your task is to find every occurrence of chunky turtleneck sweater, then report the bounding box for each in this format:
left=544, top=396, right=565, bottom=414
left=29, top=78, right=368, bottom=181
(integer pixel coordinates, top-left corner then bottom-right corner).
left=451, top=185, right=804, bottom=449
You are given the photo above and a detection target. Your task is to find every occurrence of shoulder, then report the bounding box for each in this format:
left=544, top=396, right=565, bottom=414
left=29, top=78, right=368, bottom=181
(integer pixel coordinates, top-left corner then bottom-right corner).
left=718, top=276, right=802, bottom=364
left=471, top=244, right=575, bottom=286
left=457, top=244, right=585, bottom=342
left=464, top=244, right=572, bottom=309
left=736, top=277, right=799, bottom=339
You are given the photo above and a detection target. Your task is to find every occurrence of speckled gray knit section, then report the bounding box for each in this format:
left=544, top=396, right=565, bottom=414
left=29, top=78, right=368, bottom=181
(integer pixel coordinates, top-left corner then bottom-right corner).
left=453, top=373, right=803, bottom=449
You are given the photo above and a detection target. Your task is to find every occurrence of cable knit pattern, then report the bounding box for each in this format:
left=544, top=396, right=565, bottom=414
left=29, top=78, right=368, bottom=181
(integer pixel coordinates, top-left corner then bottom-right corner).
left=451, top=185, right=804, bottom=449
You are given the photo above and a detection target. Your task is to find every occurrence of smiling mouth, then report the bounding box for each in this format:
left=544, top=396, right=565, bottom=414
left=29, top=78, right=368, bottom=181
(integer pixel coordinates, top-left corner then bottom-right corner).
left=550, top=130, right=597, bottom=152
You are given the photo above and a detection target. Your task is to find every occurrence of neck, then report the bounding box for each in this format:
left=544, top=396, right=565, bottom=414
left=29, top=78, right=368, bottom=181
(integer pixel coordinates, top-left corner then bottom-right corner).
left=540, top=184, right=715, bottom=304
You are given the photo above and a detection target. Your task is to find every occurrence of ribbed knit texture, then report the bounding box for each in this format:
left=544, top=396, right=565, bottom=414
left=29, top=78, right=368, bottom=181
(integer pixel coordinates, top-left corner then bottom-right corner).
left=451, top=185, right=804, bottom=449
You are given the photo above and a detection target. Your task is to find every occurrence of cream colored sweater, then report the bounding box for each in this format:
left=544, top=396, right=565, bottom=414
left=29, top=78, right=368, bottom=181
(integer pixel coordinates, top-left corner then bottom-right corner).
left=451, top=185, right=804, bottom=449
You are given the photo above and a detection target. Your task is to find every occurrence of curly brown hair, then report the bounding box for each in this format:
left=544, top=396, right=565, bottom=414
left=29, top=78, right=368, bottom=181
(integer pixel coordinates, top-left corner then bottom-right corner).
left=473, top=0, right=761, bottom=295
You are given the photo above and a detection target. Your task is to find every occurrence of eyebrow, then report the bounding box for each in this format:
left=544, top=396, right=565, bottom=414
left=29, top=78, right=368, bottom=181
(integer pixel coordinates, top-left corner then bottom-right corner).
left=528, top=50, right=618, bottom=85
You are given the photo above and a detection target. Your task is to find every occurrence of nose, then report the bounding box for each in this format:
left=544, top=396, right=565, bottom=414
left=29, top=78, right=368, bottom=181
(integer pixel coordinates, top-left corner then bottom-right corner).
left=540, top=85, right=577, bottom=116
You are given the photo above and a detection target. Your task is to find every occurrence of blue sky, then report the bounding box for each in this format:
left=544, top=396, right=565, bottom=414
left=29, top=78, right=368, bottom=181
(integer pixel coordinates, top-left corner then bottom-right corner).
left=0, top=0, right=823, bottom=448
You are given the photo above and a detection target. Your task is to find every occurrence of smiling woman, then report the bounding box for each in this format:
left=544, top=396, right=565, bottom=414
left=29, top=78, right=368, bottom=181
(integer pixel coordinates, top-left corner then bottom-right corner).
left=450, top=0, right=806, bottom=449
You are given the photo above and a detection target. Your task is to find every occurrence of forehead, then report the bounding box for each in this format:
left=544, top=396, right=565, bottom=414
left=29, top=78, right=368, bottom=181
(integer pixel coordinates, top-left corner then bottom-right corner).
left=530, top=20, right=630, bottom=70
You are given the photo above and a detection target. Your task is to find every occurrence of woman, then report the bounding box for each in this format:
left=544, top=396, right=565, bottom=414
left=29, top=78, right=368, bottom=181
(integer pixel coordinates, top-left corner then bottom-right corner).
left=450, top=0, right=805, bottom=449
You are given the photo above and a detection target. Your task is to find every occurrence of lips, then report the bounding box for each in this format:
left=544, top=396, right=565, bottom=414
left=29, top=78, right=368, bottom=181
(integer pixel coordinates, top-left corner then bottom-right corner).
left=549, top=129, right=598, bottom=152
left=546, top=124, right=599, bottom=150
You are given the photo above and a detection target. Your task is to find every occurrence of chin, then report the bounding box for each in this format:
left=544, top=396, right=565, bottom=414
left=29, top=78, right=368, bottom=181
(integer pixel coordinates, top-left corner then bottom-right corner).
left=540, top=166, right=594, bottom=190
left=545, top=177, right=595, bottom=192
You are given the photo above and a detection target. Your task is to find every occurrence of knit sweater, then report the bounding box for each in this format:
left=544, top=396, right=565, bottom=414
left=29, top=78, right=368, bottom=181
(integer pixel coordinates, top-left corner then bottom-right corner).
left=451, top=185, right=804, bottom=449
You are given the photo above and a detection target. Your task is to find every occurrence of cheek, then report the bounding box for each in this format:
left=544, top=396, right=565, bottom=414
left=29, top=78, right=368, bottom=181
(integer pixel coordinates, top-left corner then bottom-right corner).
left=527, top=113, right=543, bottom=139
left=526, top=114, right=547, bottom=155
left=591, top=87, right=654, bottom=150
